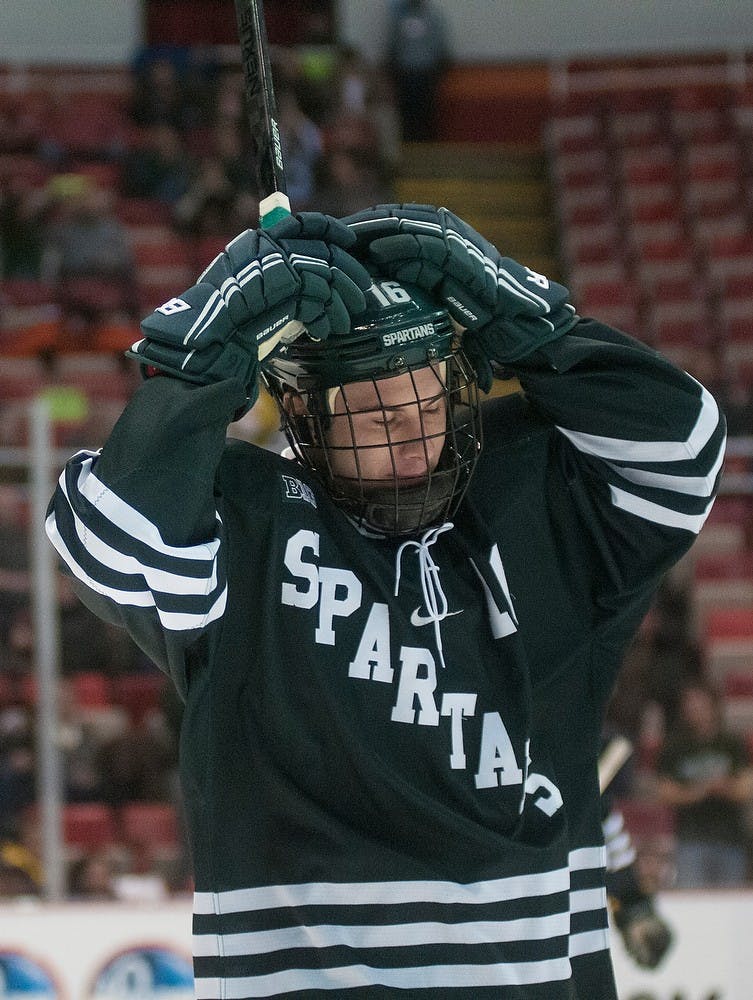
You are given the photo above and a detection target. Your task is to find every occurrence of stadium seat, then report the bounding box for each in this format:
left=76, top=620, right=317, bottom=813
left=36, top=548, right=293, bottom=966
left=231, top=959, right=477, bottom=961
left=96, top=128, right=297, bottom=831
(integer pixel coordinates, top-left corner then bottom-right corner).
left=621, top=158, right=678, bottom=186
left=554, top=150, right=610, bottom=190
left=116, top=198, right=173, bottom=227
left=111, top=673, right=167, bottom=724
left=71, top=672, right=111, bottom=708
left=609, top=109, right=666, bottom=147
left=547, top=112, right=604, bottom=155
left=118, top=801, right=181, bottom=871
left=132, top=235, right=193, bottom=269
left=62, top=802, right=119, bottom=850
left=695, top=551, right=753, bottom=581
left=119, top=801, right=179, bottom=845
left=649, top=298, right=713, bottom=346
left=615, top=799, right=676, bottom=842
left=705, top=608, right=753, bottom=641
left=724, top=672, right=753, bottom=698
left=46, top=94, right=127, bottom=160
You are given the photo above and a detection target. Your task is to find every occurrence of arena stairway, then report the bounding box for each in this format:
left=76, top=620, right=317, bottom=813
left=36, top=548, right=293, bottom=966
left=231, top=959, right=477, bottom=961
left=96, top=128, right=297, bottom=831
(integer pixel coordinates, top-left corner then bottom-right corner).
left=394, top=142, right=562, bottom=283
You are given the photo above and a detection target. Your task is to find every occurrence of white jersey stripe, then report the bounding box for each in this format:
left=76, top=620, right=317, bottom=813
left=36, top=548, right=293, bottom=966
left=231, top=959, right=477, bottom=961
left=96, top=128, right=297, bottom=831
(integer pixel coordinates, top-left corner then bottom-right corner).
left=47, top=511, right=228, bottom=630
left=157, top=587, right=227, bottom=631
left=194, top=867, right=570, bottom=915
left=610, top=485, right=714, bottom=533
left=569, top=927, right=610, bottom=958
left=74, top=457, right=221, bottom=561
left=557, top=381, right=719, bottom=462
left=46, top=514, right=155, bottom=607
left=194, top=957, right=573, bottom=998
left=569, top=887, right=607, bottom=915
left=193, top=912, right=570, bottom=958
left=568, top=846, right=606, bottom=872
left=58, top=476, right=219, bottom=596
left=607, top=436, right=725, bottom=497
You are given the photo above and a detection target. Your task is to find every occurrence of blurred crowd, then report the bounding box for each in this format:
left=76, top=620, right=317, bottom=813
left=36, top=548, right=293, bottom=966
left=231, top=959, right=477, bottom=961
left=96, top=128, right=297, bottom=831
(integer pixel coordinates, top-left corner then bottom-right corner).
left=0, top=38, right=403, bottom=355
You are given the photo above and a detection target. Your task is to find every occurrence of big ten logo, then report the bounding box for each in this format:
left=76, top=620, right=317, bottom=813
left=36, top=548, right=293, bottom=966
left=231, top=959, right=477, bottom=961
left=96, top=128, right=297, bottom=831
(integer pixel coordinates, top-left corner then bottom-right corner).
left=89, top=948, right=193, bottom=1000
left=0, top=952, right=62, bottom=999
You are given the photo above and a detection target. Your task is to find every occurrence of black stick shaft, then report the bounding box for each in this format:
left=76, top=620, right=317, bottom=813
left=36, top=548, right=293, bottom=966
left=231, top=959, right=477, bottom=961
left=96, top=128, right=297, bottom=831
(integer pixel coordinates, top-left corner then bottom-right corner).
left=233, top=0, right=291, bottom=227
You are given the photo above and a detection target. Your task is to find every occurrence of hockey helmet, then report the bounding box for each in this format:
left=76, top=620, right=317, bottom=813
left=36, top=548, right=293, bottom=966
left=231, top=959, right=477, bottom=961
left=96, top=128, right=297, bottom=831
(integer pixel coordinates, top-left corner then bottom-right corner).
left=261, top=278, right=482, bottom=536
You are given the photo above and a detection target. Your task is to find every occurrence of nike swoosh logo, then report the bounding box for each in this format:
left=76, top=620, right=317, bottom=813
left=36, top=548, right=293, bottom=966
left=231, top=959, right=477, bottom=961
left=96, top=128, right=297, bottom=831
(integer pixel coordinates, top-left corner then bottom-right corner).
left=410, top=608, right=464, bottom=627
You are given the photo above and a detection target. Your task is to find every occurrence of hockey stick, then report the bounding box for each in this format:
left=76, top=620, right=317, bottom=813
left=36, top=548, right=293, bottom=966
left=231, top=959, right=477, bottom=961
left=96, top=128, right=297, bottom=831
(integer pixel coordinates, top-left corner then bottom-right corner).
left=598, top=736, right=633, bottom=793
left=233, top=0, right=291, bottom=230
left=232, top=0, right=307, bottom=357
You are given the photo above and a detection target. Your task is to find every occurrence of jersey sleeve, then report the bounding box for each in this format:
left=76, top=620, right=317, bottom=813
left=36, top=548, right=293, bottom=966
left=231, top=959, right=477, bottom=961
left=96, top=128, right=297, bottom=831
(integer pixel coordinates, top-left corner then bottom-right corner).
left=502, top=318, right=725, bottom=650
left=45, top=375, right=248, bottom=696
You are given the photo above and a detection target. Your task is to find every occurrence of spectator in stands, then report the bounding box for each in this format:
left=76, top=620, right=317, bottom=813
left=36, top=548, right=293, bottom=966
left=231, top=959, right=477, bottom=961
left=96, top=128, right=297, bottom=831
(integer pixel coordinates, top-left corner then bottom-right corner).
left=57, top=678, right=110, bottom=804
left=0, top=861, right=39, bottom=897
left=606, top=573, right=705, bottom=746
left=212, top=67, right=246, bottom=129
left=40, top=176, right=137, bottom=343
left=130, top=53, right=206, bottom=134
left=0, top=810, right=42, bottom=898
left=212, top=120, right=256, bottom=196
left=385, top=0, right=450, bottom=142
left=57, top=575, right=141, bottom=677
left=0, top=485, right=30, bottom=639
left=120, top=124, right=195, bottom=205
left=276, top=88, right=323, bottom=209
left=0, top=171, right=47, bottom=279
left=173, top=155, right=239, bottom=240
left=315, top=147, right=392, bottom=218
left=0, top=97, right=43, bottom=156
left=68, top=849, right=118, bottom=900
left=0, top=728, right=35, bottom=839
left=98, top=716, right=175, bottom=808
left=656, top=681, right=753, bottom=887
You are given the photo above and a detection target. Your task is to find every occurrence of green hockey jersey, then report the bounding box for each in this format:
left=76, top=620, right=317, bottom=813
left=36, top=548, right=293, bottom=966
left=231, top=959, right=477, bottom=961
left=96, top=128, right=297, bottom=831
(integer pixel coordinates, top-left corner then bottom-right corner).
left=47, top=319, right=725, bottom=998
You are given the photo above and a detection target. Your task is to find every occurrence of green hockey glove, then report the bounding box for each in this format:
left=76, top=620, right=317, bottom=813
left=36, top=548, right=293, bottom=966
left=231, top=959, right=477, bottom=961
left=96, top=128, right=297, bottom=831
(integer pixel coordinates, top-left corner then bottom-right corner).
left=129, top=213, right=371, bottom=410
left=613, top=898, right=673, bottom=970
left=343, top=203, right=579, bottom=390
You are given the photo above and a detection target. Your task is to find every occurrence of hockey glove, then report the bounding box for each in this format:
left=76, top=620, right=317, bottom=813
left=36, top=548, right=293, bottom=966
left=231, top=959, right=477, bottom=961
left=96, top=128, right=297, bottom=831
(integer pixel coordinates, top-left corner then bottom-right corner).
left=129, top=212, right=372, bottom=409
left=343, top=203, right=579, bottom=391
left=613, top=898, right=673, bottom=969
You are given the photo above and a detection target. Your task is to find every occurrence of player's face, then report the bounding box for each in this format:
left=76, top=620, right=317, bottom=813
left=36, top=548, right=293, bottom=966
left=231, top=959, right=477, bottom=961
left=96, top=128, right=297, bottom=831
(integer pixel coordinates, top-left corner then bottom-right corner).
left=325, top=365, right=448, bottom=489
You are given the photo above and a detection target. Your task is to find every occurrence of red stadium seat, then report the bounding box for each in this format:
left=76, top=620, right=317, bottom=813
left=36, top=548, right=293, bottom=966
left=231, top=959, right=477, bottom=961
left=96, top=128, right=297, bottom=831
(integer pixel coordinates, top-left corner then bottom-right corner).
left=118, top=801, right=182, bottom=871
left=119, top=801, right=180, bottom=848
left=695, top=551, right=753, bottom=581
left=724, top=673, right=753, bottom=698
left=71, top=672, right=111, bottom=708
left=705, top=608, right=753, bottom=641
left=615, top=799, right=676, bottom=841
left=62, top=803, right=119, bottom=850
left=111, top=673, right=167, bottom=724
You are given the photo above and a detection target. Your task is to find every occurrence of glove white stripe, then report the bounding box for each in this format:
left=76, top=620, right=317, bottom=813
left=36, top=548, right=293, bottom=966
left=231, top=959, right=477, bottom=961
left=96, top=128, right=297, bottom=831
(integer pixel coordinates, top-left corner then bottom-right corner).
left=445, top=230, right=498, bottom=282
left=182, top=288, right=222, bottom=345
left=219, top=274, right=243, bottom=304
left=498, top=266, right=551, bottom=313
left=289, top=253, right=330, bottom=270
left=181, top=349, right=196, bottom=371
left=190, top=294, right=228, bottom=344
left=235, top=259, right=263, bottom=285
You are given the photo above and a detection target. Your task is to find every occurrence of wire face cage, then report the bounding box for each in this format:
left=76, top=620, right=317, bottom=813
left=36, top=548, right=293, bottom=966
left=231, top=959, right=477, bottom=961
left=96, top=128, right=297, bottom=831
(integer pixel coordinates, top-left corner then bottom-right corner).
left=279, top=349, right=482, bottom=537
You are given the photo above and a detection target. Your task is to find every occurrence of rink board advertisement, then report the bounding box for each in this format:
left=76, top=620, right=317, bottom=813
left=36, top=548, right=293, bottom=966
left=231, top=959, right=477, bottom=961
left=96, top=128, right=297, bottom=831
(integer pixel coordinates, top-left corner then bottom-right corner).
left=0, top=893, right=751, bottom=999
left=0, top=901, right=193, bottom=999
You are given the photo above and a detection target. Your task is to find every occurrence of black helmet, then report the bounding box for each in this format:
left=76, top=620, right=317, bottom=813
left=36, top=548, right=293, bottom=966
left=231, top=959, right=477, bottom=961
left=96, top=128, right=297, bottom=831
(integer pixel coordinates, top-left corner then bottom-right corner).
left=262, top=278, right=482, bottom=537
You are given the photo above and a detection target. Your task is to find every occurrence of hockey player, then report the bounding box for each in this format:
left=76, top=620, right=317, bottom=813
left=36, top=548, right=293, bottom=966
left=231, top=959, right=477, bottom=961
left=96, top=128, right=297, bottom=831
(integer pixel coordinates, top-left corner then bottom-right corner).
left=47, top=205, right=724, bottom=998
